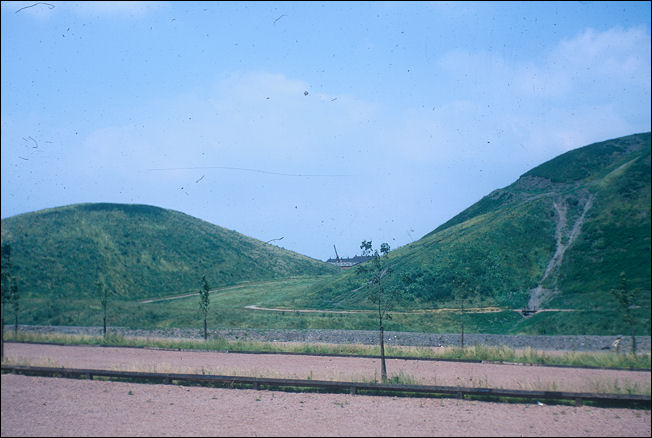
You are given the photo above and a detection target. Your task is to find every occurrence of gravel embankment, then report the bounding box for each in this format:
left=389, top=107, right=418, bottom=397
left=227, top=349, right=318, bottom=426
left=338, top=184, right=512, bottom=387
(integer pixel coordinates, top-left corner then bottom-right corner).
left=11, top=324, right=651, bottom=352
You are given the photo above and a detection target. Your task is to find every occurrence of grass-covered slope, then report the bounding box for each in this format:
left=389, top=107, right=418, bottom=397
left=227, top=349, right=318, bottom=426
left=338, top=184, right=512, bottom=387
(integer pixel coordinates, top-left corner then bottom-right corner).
left=1, top=133, right=649, bottom=336
left=1, top=203, right=338, bottom=303
left=297, top=133, right=651, bottom=335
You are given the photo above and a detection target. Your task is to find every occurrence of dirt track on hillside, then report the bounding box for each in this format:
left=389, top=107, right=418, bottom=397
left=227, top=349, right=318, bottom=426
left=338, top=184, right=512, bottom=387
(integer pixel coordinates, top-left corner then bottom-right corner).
left=2, top=343, right=650, bottom=437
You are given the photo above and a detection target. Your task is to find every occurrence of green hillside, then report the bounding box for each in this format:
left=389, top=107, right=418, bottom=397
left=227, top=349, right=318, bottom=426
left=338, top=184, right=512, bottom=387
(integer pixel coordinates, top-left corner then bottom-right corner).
left=294, top=132, right=651, bottom=335
left=1, top=203, right=338, bottom=305
left=1, top=133, right=649, bottom=336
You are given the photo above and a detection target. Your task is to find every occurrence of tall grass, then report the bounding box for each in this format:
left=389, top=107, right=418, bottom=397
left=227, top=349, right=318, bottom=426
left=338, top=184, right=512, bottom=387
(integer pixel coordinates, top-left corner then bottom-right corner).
left=4, top=331, right=649, bottom=370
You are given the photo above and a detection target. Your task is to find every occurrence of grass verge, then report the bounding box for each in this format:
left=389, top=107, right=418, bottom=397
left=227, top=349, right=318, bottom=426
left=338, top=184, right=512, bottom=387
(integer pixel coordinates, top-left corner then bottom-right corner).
left=3, top=331, right=650, bottom=370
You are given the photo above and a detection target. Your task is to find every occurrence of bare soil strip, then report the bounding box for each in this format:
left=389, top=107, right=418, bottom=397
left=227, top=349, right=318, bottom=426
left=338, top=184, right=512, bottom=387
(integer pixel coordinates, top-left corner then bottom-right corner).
left=2, top=343, right=650, bottom=437
left=2, top=373, right=650, bottom=437
left=4, top=343, right=651, bottom=393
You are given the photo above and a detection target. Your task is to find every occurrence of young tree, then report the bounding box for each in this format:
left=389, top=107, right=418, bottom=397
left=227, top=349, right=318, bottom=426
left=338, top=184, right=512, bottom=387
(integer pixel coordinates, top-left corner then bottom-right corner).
left=452, top=276, right=471, bottom=349
left=1, top=243, right=20, bottom=358
left=9, top=277, right=18, bottom=336
left=610, top=272, right=637, bottom=354
left=356, top=240, right=396, bottom=383
left=1, top=243, right=11, bottom=359
left=96, top=278, right=110, bottom=339
left=457, top=292, right=466, bottom=349
left=199, top=275, right=210, bottom=340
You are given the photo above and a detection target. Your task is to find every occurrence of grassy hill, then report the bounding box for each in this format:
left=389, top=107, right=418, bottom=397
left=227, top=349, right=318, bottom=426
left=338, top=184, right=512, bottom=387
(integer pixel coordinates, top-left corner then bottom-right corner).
left=292, top=132, right=651, bottom=335
left=1, top=133, right=649, bottom=336
left=1, top=203, right=338, bottom=313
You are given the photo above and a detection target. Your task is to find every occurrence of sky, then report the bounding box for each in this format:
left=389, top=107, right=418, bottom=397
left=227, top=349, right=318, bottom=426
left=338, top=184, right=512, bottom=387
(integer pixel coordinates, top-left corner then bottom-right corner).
left=1, top=1, right=651, bottom=261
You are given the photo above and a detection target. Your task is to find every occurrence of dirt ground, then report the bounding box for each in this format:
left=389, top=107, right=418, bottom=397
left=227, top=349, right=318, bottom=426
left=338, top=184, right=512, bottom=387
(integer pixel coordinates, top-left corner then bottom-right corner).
left=2, top=343, right=651, bottom=437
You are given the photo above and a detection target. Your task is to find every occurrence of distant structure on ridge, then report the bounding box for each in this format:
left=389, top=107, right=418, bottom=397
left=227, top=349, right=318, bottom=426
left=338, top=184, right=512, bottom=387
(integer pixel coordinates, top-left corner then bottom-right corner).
left=326, top=245, right=372, bottom=268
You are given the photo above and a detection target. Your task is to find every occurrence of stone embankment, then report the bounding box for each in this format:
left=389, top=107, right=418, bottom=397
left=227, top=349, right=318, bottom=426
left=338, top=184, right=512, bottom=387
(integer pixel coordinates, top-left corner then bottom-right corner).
left=9, top=325, right=651, bottom=352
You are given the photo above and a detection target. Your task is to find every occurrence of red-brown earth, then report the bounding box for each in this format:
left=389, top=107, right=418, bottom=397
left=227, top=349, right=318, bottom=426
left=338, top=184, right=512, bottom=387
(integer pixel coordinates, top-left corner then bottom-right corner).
left=2, top=342, right=650, bottom=437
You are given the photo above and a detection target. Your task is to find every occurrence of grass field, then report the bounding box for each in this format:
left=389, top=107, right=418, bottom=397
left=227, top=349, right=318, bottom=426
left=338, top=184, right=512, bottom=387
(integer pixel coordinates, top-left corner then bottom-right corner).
left=7, top=274, right=649, bottom=338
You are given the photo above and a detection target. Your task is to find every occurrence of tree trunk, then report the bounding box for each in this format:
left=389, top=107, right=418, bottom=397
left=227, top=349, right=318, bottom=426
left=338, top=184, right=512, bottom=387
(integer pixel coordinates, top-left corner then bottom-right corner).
left=14, top=312, right=18, bottom=336
left=204, top=318, right=208, bottom=340
left=378, top=279, right=387, bottom=383
left=461, top=324, right=464, bottom=349
left=379, top=324, right=387, bottom=382
left=460, top=300, right=464, bottom=348
left=103, top=314, right=107, bottom=339
left=631, top=329, right=637, bottom=355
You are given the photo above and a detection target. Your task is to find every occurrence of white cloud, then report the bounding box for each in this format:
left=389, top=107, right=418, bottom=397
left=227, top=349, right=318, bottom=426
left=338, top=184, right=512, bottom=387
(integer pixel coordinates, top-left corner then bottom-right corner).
left=432, top=26, right=650, bottom=157
left=72, top=72, right=383, bottom=183
left=438, top=26, right=651, bottom=104
left=70, top=25, right=649, bottom=234
left=4, top=25, right=650, bottom=258
left=554, top=27, right=651, bottom=84
left=514, top=26, right=652, bottom=100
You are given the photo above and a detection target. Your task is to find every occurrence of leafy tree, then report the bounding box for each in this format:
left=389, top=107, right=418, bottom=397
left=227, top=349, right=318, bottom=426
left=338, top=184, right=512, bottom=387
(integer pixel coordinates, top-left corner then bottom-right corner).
left=610, top=272, right=637, bottom=354
left=199, top=275, right=211, bottom=340
left=356, top=240, right=396, bottom=383
left=360, top=240, right=372, bottom=256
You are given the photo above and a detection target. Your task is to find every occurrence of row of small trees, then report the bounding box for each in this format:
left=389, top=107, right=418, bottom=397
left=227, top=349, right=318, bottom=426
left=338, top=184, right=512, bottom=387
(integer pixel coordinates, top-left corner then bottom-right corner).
left=1, top=241, right=215, bottom=357
left=0, top=240, right=641, bottom=371
left=355, top=240, right=642, bottom=382
left=92, top=274, right=213, bottom=341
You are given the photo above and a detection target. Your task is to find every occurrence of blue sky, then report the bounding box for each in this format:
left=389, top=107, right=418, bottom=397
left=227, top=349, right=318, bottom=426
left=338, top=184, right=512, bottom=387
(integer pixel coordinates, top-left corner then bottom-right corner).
left=2, top=1, right=650, bottom=261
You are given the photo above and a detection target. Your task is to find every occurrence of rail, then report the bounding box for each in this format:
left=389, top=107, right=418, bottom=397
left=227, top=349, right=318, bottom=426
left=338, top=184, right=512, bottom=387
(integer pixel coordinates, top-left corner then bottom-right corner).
left=2, top=365, right=649, bottom=407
